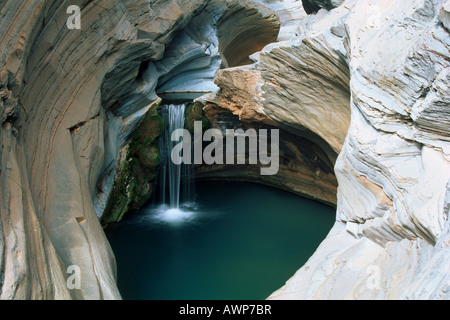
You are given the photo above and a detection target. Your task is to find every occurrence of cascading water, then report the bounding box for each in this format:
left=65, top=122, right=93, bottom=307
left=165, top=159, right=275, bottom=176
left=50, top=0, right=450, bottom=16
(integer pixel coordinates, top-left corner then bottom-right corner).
left=107, top=107, right=336, bottom=300
left=154, top=104, right=196, bottom=223
left=159, top=104, right=184, bottom=208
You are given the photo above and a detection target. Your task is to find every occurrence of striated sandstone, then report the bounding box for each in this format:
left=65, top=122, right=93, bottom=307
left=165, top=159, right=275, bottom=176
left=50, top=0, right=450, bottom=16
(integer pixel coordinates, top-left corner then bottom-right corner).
left=0, top=0, right=207, bottom=300
left=197, top=0, right=351, bottom=205
left=0, top=0, right=301, bottom=300
left=1, top=0, right=448, bottom=301
left=269, top=0, right=450, bottom=300
left=217, top=0, right=281, bottom=67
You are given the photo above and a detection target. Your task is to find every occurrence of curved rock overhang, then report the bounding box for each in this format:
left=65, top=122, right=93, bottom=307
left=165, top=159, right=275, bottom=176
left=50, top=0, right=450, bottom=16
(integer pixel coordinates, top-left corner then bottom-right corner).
left=153, top=0, right=282, bottom=101
left=0, top=0, right=210, bottom=300
left=194, top=3, right=352, bottom=206
left=217, top=1, right=281, bottom=67
left=7, top=0, right=447, bottom=302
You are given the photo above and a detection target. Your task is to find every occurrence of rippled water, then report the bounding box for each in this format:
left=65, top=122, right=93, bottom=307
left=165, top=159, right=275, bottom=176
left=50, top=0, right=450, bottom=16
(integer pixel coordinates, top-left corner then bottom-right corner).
left=105, top=181, right=335, bottom=300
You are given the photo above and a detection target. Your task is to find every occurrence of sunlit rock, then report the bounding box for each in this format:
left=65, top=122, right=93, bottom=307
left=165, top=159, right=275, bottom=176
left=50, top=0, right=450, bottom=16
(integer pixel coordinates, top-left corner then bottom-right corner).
left=269, top=0, right=450, bottom=300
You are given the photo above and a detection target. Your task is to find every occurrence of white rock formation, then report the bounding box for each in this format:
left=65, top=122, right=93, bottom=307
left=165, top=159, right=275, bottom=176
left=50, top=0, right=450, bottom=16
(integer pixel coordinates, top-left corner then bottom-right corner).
left=268, top=0, right=450, bottom=300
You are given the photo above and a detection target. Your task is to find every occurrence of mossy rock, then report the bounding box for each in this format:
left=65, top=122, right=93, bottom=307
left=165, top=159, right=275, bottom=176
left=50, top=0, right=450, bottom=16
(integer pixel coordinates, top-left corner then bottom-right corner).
left=128, top=160, right=154, bottom=211
left=101, top=155, right=134, bottom=226
left=139, top=143, right=161, bottom=171
left=185, top=101, right=211, bottom=133
left=102, top=104, right=164, bottom=227
left=131, top=105, right=164, bottom=147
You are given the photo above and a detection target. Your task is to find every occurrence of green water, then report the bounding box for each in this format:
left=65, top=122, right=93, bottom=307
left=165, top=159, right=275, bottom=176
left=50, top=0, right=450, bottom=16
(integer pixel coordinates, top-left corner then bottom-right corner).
left=105, top=181, right=335, bottom=300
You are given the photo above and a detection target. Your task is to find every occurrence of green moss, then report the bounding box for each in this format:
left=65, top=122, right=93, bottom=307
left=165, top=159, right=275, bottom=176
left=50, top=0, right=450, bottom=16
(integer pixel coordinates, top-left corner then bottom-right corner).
left=130, top=106, right=164, bottom=150
left=102, top=154, right=134, bottom=226
left=139, top=143, right=160, bottom=168
left=102, top=103, right=165, bottom=227
left=184, top=101, right=211, bottom=133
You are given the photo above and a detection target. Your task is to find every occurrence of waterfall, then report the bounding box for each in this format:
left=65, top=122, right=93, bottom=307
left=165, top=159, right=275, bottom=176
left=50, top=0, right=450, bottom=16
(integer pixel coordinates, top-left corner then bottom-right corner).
left=158, top=104, right=195, bottom=209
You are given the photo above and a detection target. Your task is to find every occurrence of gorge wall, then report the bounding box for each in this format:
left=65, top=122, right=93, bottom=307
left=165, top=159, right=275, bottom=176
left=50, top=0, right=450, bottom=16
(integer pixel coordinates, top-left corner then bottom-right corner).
left=268, top=0, right=450, bottom=299
left=0, top=0, right=448, bottom=300
left=0, top=0, right=209, bottom=300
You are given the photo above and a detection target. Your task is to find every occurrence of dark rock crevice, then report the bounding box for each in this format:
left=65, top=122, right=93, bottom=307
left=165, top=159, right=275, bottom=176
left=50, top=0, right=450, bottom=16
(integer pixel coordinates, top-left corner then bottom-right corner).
left=302, top=0, right=343, bottom=14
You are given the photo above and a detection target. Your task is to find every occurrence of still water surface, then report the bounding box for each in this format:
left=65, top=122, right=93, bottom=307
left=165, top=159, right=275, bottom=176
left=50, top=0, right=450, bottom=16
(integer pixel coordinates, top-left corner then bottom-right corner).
left=106, top=181, right=335, bottom=300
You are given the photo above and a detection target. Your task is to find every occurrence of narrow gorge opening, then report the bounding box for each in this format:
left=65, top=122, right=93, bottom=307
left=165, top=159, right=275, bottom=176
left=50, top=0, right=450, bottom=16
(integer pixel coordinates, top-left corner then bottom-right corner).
left=2, top=0, right=447, bottom=302
left=102, top=0, right=341, bottom=300
left=105, top=103, right=336, bottom=300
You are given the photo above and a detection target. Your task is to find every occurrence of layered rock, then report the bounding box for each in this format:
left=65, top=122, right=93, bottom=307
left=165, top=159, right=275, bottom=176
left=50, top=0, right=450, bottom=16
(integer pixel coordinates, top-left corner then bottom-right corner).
left=0, top=0, right=207, bottom=300
left=153, top=0, right=282, bottom=99
left=217, top=1, right=281, bottom=67
left=195, top=0, right=351, bottom=205
left=1, top=0, right=448, bottom=301
left=269, top=0, right=450, bottom=300
left=0, top=0, right=299, bottom=300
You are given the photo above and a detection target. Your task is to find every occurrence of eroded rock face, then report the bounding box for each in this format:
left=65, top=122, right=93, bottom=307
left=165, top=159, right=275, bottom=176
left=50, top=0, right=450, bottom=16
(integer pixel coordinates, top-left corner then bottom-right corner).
left=1, top=0, right=448, bottom=301
left=269, top=0, right=450, bottom=300
left=218, top=0, right=281, bottom=67
left=0, top=0, right=207, bottom=300
left=153, top=0, right=282, bottom=99
left=196, top=0, right=351, bottom=205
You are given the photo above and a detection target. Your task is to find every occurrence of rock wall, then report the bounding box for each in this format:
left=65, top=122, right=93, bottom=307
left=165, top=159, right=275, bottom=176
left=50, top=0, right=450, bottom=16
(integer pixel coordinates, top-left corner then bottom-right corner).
left=0, top=0, right=298, bottom=300
left=195, top=0, right=350, bottom=205
left=269, top=0, right=450, bottom=299
left=0, top=0, right=448, bottom=300
left=0, top=0, right=208, bottom=300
